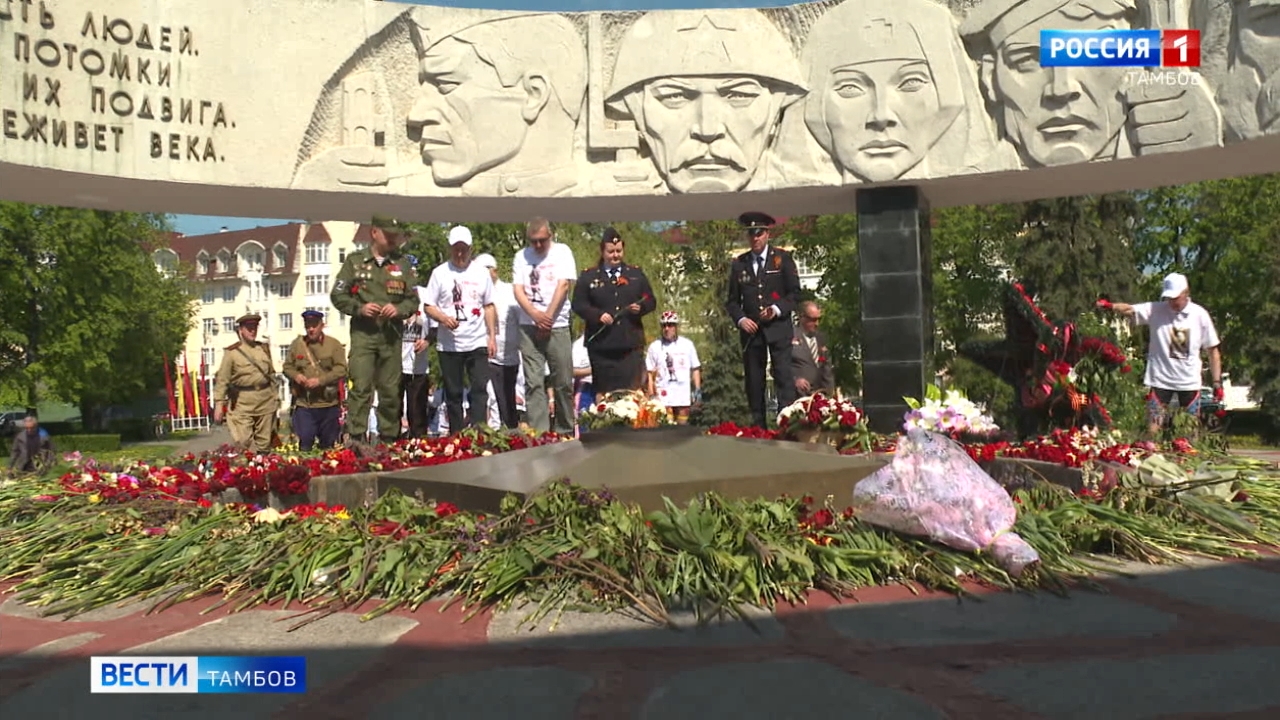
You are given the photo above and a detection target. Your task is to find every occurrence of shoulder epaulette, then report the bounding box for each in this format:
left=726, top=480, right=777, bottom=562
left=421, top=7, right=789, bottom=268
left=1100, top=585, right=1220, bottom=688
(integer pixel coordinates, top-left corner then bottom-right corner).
left=225, top=342, right=241, bottom=351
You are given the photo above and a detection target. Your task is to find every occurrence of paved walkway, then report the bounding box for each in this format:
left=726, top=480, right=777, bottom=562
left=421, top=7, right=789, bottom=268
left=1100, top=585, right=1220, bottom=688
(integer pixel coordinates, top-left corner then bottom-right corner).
left=3, top=556, right=1280, bottom=718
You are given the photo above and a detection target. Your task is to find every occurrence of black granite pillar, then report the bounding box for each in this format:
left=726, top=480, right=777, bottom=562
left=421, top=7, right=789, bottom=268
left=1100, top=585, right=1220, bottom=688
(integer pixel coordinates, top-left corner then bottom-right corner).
left=856, top=186, right=933, bottom=434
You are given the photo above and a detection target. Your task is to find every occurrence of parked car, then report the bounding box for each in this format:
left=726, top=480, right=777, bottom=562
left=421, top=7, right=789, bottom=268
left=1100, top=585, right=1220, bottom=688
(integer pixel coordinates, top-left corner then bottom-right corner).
left=0, top=411, right=25, bottom=436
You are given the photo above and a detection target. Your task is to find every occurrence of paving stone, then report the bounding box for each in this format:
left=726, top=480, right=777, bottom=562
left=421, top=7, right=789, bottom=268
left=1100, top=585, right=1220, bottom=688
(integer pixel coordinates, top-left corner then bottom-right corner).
left=976, top=646, right=1280, bottom=719
left=373, top=666, right=593, bottom=719
left=487, top=604, right=782, bottom=649
left=0, top=611, right=416, bottom=719
left=639, top=659, right=946, bottom=720
left=1, top=596, right=156, bottom=622
left=824, top=590, right=1176, bottom=647
left=0, top=632, right=102, bottom=672
left=1119, top=562, right=1280, bottom=623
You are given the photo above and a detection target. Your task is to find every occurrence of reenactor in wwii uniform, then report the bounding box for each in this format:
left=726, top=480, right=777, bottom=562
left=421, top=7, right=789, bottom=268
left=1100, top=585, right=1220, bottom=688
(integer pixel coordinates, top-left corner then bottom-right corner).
left=330, top=215, right=422, bottom=446
left=213, top=313, right=281, bottom=453
left=571, top=226, right=657, bottom=393
left=282, top=310, right=348, bottom=451
left=725, top=211, right=802, bottom=429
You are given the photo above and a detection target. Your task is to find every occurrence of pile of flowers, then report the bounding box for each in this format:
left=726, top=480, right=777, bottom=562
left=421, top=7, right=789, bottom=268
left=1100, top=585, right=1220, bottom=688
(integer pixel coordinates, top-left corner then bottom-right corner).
left=706, top=422, right=779, bottom=440
left=776, top=393, right=871, bottom=449
left=964, top=426, right=1146, bottom=468
left=903, top=386, right=1001, bottom=439
left=579, top=390, right=674, bottom=430
left=55, top=429, right=565, bottom=505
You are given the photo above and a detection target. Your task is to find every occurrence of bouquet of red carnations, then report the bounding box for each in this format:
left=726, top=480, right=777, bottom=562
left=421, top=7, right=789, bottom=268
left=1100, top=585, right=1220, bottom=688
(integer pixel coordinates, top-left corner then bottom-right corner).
left=851, top=429, right=1040, bottom=577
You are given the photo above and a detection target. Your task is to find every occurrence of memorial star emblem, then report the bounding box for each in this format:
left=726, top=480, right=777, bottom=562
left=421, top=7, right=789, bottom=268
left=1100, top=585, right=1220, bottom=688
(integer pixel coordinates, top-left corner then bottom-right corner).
left=676, top=15, right=737, bottom=63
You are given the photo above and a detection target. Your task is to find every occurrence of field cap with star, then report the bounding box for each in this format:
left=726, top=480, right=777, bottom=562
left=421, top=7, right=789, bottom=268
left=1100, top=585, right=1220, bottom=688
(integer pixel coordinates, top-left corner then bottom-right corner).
left=236, top=313, right=261, bottom=326
left=302, top=310, right=325, bottom=323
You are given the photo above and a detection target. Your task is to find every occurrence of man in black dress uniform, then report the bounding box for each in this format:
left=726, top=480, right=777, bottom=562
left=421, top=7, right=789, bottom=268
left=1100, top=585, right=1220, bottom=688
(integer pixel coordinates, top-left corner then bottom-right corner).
left=571, top=227, right=657, bottom=393
left=725, top=211, right=802, bottom=428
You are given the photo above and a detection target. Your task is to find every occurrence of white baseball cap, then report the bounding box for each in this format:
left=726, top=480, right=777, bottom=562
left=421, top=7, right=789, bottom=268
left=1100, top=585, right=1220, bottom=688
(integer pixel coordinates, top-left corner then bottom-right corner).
left=1161, top=272, right=1188, bottom=299
left=475, top=253, right=497, bottom=269
left=448, top=225, right=473, bottom=246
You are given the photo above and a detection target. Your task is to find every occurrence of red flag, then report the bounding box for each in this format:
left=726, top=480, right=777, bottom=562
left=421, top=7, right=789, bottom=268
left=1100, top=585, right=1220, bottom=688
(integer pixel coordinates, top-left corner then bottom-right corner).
left=162, top=353, right=178, bottom=417
left=181, top=354, right=196, bottom=417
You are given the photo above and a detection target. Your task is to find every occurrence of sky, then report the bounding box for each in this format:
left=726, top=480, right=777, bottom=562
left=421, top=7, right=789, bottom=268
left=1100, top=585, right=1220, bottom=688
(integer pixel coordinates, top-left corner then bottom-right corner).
left=171, top=0, right=797, bottom=236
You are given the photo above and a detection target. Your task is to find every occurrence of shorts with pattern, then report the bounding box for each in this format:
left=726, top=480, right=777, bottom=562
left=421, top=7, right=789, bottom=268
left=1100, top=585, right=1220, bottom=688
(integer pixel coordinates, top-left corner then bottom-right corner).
left=1146, top=388, right=1202, bottom=426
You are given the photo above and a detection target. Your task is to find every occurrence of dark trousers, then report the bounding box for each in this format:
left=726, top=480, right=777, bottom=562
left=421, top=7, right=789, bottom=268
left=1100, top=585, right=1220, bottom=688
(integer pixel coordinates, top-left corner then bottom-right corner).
left=293, top=405, right=341, bottom=451
left=743, top=334, right=796, bottom=428
left=440, top=348, right=491, bottom=431
left=588, top=347, right=645, bottom=395
left=401, top=373, right=431, bottom=438
left=491, top=363, right=520, bottom=429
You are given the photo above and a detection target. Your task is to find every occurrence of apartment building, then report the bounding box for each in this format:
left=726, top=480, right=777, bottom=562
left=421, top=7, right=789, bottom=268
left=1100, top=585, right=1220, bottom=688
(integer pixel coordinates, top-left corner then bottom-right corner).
left=152, top=221, right=376, bottom=411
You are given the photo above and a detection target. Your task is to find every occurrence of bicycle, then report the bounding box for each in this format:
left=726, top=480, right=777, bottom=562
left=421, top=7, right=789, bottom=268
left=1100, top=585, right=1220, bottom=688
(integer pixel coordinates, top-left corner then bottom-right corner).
left=152, top=413, right=171, bottom=440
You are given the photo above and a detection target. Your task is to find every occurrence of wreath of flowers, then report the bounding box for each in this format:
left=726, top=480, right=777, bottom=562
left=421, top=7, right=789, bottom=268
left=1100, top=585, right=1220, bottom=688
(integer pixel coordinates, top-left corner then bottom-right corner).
left=580, top=390, right=674, bottom=430
left=903, top=386, right=1001, bottom=440
left=1007, top=283, right=1128, bottom=430
left=776, top=393, right=872, bottom=452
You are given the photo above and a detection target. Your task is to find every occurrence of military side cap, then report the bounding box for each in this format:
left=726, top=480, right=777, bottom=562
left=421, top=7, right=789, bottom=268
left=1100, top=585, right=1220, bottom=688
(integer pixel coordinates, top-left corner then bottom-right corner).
left=739, top=211, right=777, bottom=228
left=301, top=310, right=325, bottom=322
left=236, top=313, right=262, bottom=325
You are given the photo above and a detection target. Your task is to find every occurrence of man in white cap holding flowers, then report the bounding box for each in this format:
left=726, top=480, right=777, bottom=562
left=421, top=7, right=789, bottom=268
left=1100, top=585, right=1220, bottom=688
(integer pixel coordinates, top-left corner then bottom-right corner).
left=1097, top=272, right=1223, bottom=436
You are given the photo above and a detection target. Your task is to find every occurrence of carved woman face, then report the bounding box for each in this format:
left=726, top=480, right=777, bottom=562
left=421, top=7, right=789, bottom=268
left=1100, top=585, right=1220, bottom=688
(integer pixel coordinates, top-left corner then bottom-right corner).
left=821, top=58, right=941, bottom=182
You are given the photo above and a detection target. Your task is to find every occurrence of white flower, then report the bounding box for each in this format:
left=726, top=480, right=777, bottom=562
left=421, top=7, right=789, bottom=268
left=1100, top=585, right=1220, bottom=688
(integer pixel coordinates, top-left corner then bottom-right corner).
left=252, top=507, right=286, bottom=524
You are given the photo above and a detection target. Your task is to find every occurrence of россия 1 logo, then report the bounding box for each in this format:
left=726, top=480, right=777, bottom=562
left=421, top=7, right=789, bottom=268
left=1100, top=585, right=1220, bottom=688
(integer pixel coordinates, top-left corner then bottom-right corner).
left=1040, top=29, right=1200, bottom=68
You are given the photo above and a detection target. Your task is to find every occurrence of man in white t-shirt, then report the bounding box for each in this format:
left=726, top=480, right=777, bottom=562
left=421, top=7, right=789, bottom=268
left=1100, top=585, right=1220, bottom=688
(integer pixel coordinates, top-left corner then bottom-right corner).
left=646, top=311, right=702, bottom=424
left=400, top=285, right=434, bottom=438
left=1099, top=272, right=1223, bottom=435
left=477, top=253, right=522, bottom=429
left=423, top=226, right=497, bottom=432
left=512, top=217, right=578, bottom=434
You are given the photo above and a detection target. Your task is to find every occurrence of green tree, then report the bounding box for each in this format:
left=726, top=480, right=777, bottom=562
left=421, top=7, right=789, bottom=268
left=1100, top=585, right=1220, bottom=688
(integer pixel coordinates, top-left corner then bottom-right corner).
left=671, top=220, right=751, bottom=426
left=1011, top=193, right=1141, bottom=321
left=0, top=203, right=193, bottom=426
left=783, top=214, right=862, bottom=393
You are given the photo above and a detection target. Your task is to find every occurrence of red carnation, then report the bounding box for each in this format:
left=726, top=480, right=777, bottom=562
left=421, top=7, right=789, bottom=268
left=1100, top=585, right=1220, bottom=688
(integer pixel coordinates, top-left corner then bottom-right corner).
left=771, top=291, right=780, bottom=300
left=471, top=308, right=481, bottom=317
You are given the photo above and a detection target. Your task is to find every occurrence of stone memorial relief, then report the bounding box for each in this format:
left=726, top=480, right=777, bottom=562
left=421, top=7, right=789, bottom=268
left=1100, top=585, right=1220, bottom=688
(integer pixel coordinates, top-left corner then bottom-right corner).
left=2, top=0, right=1274, bottom=213
left=1191, top=0, right=1280, bottom=142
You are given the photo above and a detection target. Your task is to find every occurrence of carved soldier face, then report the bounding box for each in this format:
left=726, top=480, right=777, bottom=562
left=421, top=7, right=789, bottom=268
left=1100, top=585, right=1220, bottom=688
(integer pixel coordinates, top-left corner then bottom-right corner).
left=634, top=76, right=784, bottom=193
left=822, top=59, right=942, bottom=182
left=987, top=12, right=1127, bottom=166
left=1238, top=0, right=1280, bottom=133
left=408, top=38, right=530, bottom=186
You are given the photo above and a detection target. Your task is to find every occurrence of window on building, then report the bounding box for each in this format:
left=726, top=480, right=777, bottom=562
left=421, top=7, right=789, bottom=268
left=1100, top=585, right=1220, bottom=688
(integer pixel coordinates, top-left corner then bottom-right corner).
left=278, top=345, right=290, bottom=362
left=198, top=254, right=210, bottom=274
left=274, top=244, right=288, bottom=269
left=338, top=249, right=347, bottom=263
left=202, top=288, right=215, bottom=304
left=222, top=285, right=236, bottom=302
left=222, top=316, right=235, bottom=333
left=276, top=282, right=293, bottom=298
left=279, top=313, right=293, bottom=330
left=201, top=348, right=216, bottom=367
left=218, top=251, right=231, bottom=273
left=305, top=275, right=328, bottom=295
left=794, top=256, right=813, bottom=277
left=202, top=318, right=217, bottom=335
left=305, top=242, right=328, bottom=265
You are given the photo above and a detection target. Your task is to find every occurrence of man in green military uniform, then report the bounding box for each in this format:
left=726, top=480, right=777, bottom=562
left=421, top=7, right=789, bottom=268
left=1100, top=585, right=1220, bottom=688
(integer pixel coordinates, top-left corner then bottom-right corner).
left=330, top=215, right=422, bottom=446
left=282, top=310, right=348, bottom=451
left=213, top=313, right=281, bottom=453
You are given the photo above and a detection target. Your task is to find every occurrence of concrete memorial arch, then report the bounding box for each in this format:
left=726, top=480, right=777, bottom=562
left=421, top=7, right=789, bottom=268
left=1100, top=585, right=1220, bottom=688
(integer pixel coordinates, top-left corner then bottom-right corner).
left=4, top=0, right=1280, bottom=429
